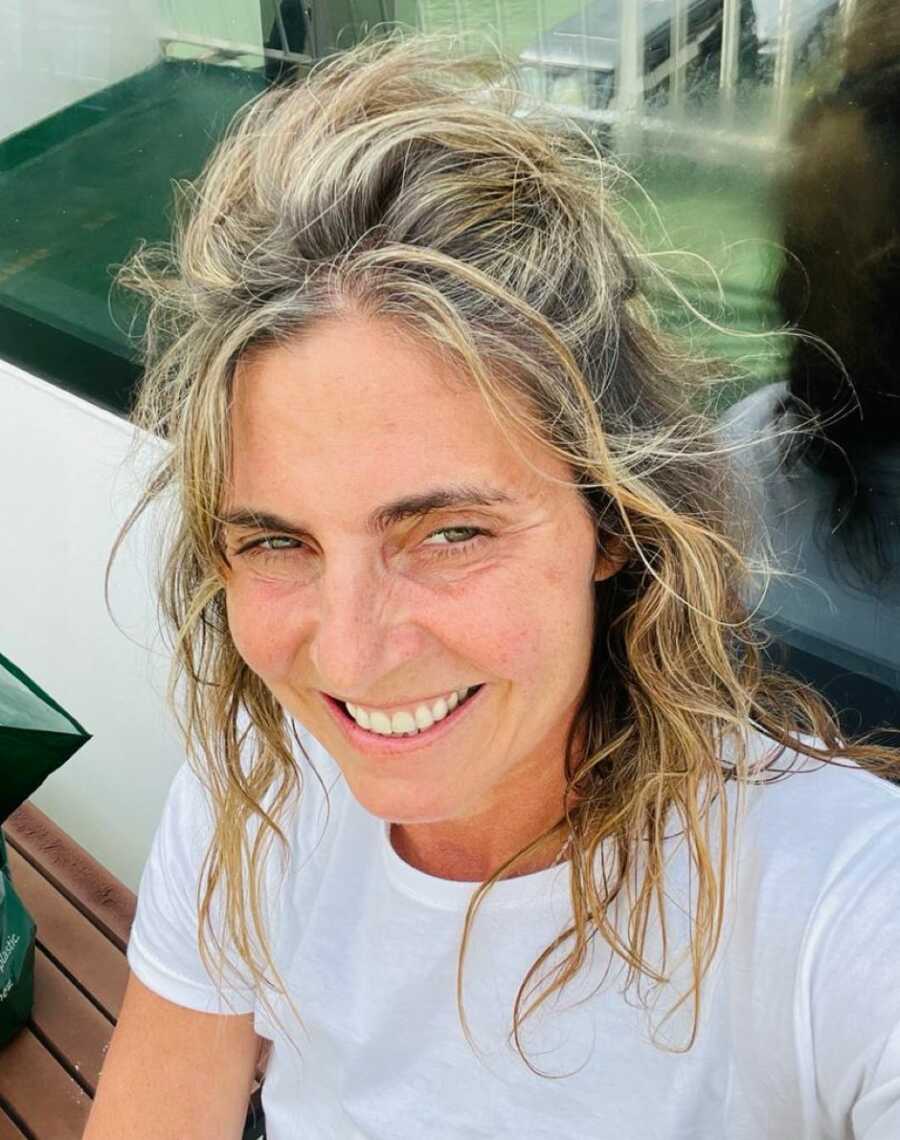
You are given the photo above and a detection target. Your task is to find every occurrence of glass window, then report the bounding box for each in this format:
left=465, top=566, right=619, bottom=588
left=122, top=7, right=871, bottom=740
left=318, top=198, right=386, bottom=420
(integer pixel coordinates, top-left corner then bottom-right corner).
left=1, top=3, right=272, bottom=410
left=416, top=1, right=899, bottom=739
left=4, top=1, right=897, bottom=736
left=0, top=1, right=398, bottom=411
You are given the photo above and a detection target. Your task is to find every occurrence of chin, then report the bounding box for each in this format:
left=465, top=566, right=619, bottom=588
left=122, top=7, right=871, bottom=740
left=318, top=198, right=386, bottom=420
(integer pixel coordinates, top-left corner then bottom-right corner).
left=338, top=767, right=469, bottom=825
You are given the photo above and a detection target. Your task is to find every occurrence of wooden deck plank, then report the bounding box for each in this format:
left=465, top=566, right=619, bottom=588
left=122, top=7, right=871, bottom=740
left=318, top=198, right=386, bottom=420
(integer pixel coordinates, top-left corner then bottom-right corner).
left=4, top=806, right=135, bottom=954
left=2, top=805, right=268, bottom=1136
left=30, top=945, right=114, bottom=1094
left=5, top=847, right=129, bottom=1021
left=0, top=1027, right=90, bottom=1140
left=0, top=1108, right=27, bottom=1139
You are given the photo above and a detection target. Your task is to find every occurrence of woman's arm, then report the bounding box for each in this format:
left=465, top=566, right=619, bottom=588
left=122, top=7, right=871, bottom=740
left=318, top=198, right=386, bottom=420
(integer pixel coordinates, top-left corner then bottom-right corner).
left=83, top=971, right=260, bottom=1140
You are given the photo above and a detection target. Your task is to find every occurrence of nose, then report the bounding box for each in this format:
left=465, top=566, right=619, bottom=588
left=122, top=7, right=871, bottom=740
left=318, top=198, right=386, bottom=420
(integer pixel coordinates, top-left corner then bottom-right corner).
left=307, top=554, right=418, bottom=701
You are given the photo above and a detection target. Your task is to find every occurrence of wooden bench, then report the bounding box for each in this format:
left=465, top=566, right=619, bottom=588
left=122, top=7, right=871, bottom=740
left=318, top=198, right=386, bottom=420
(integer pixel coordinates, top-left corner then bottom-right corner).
left=0, top=802, right=267, bottom=1138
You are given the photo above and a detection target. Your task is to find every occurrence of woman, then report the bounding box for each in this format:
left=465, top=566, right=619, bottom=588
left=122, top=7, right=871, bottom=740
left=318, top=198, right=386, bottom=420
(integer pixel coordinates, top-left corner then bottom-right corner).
left=86, top=32, right=900, bottom=1140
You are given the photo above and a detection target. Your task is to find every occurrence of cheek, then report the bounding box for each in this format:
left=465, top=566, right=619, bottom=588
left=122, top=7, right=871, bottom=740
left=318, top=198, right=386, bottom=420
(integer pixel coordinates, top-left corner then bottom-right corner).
left=471, top=600, right=539, bottom=678
left=459, top=565, right=590, bottom=683
left=221, top=552, right=595, bottom=687
left=225, top=579, right=306, bottom=680
left=520, top=566, right=595, bottom=682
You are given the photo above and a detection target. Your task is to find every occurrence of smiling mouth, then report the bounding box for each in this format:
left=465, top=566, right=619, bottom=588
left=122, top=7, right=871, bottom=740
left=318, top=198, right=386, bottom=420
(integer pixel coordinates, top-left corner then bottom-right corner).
left=337, top=684, right=484, bottom=738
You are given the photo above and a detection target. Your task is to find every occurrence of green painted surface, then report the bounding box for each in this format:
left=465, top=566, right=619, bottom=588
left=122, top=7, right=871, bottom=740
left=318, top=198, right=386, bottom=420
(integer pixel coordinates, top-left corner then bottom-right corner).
left=0, top=61, right=265, bottom=363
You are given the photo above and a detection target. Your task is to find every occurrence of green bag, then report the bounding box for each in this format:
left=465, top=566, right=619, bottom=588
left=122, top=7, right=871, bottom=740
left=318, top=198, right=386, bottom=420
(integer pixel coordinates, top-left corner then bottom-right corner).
left=0, top=830, right=36, bottom=1046
left=0, top=651, right=91, bottom=1046
left=0, top=652, right=91, bottom=822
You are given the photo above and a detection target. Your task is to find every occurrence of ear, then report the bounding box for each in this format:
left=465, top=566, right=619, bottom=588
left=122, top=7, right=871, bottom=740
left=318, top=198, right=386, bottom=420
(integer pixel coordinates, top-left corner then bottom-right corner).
left=593, top=534, right=628, bottom=584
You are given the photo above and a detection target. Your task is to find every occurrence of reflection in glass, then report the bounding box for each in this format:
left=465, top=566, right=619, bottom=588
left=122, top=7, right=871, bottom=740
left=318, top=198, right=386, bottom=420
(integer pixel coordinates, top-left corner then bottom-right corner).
left=2, top=0, right=898, bottom=738
left=721, top=0, right=900, bottom=729
left=0, top=2, right=855, bottom=409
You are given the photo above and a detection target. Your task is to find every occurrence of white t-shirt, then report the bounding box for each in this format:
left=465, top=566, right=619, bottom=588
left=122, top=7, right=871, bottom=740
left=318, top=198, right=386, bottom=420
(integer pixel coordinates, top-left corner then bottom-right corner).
left=127, top=723, right=900, bottom=1139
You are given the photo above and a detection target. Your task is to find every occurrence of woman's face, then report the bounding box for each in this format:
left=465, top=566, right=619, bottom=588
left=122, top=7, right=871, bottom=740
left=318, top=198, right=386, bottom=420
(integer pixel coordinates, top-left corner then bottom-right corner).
left=222, top=315, right=619, bottom=854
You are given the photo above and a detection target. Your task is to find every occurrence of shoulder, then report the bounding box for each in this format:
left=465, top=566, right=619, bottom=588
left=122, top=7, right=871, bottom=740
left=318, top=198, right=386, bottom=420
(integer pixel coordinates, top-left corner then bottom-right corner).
left=719, top=734, right=900, bottom=1132
left=128, top=716, right=347, bottom=1013
left=733, top=730, right=900, bottom=866
left=721, top=728, right=900, bottom=994
left=724, top=731, right=900, bottom=939
left=159, top=715, right=346, bottom=874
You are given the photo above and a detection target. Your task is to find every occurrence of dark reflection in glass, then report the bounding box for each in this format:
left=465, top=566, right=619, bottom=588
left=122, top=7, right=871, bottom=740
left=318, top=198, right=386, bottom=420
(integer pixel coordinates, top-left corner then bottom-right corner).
left=263, top=1, right=309, bottom=84
left=722, top=0, right=900, bottom=736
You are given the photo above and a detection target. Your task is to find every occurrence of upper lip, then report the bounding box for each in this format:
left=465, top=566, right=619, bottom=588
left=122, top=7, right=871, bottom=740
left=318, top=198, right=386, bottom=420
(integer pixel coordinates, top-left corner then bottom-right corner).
left=323, top=686, right=479, bottom=713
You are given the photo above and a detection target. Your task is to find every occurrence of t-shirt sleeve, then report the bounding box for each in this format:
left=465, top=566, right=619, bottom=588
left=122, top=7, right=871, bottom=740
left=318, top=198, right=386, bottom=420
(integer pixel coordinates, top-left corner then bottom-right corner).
left=126, top=761, right=256, bottom=1015
left=803, top=814, right=900, bottom=1139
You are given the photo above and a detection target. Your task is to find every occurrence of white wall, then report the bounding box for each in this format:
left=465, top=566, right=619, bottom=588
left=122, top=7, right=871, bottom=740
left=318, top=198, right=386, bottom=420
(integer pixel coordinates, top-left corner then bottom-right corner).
left=0, top=0, right=163, bottom=141
left=0, top=362, right=183, bottom=891
left=0, top=0, right=266, bottom=144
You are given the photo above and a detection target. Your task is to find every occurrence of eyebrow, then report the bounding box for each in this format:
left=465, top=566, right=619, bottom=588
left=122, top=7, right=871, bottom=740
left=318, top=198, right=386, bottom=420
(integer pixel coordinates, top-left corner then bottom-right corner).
left=219, top=484, right=516, bottom=536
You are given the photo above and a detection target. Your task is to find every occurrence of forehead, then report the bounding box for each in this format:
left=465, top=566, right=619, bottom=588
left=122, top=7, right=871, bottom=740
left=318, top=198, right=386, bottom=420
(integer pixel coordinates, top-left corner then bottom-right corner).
left=227, top=316, right=568, bottom=513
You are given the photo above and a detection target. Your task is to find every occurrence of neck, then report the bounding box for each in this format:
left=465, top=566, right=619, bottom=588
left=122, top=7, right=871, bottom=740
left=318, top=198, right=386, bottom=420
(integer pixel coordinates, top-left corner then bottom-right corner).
left=389, top=702, right=587, bottom=882
left=389, top=817, right=572, bottom=882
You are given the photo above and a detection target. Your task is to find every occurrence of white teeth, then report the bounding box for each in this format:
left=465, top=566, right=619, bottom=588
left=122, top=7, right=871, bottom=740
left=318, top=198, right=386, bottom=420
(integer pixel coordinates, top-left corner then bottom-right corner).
left=344, top=686, right=476, bottom=737
left=414, top=704, right=435, bottom=730
left=390, top=710, right=417, bottom=735
left=368, top=710, right=392, bottom=735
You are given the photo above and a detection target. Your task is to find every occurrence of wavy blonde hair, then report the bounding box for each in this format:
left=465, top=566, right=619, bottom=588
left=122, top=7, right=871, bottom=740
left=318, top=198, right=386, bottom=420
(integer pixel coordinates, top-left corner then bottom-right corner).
left=112, top=29, right=898, bottom=1070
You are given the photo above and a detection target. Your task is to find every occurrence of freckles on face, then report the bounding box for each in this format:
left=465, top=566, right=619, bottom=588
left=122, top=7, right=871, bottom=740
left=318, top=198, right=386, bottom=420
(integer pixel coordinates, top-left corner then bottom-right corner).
left=225, top=576, right=304, bottom=682
left=226, top=516, right=589, bottom=717
left=220, top=314, right=605, bottom=826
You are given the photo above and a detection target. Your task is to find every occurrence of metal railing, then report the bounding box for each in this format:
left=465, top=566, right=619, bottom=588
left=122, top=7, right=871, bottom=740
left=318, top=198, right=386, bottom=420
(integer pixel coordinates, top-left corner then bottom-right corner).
left=419, top=0, right=858, bottom=161
left=159, top=0, right=861, bottom=162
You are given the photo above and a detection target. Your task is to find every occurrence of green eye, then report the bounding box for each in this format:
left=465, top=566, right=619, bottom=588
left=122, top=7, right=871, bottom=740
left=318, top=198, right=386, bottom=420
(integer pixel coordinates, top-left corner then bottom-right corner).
left=420, top=527, right=490, bottom=559
left=423, top=527, right=482, bottom=545
left=238, top=536, right=304, bottom=556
